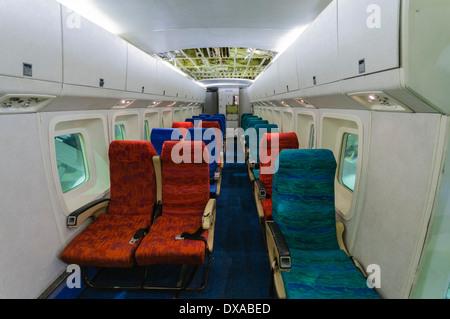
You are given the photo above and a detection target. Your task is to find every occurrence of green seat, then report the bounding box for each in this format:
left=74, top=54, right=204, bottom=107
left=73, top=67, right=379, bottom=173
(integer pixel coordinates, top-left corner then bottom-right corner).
left=270, top=149, right=379, bottom=299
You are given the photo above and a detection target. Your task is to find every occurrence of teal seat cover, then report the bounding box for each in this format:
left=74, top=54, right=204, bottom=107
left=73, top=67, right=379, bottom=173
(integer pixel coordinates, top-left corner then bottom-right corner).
left=282, top=250, right=379, bottom=299
left=272, top=149, right=378, bottom=299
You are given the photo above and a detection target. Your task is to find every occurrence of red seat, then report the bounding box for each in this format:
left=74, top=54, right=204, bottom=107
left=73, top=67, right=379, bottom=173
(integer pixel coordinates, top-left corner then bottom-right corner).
left=172, top=121, right=194, bottom=139
left=259, top=133, right=299, bottom=221
left=135, top=140, right=212, bottom=267
left=60, top=141, right=158, bottom=268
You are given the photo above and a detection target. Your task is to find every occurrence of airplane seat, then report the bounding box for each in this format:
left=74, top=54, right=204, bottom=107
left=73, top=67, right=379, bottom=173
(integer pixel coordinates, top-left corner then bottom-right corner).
left=244, top=119, right=269, bottom=151
left=205, top=116, right=225, bottom=136
left=150, top=128, right=182, bottom=155
left=255, top=132, right=299, bottom=222
left=135, top=141, right=215, bottom=291
left=240, top=113, right=253, bottom=126
left=186, top=118, right=202, bottom=128
left=267, top=149, right=379, bottom=299
left=243, top=116, right=262, bottom=131
left=248, top=124, right=279, bottom=179
left=59, top=141, right=158, bottom=269
left=172, top=122, right=194, bottom=139
left=186, top=128, right=222, bottom=198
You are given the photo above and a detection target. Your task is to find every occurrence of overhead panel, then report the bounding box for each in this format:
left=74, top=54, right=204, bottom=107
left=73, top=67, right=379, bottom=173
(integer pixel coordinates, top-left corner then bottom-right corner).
left=156, top=47, right=277, bottom=80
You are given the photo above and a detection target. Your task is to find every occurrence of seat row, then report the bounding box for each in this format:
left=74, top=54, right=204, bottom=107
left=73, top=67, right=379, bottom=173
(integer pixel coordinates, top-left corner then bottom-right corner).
left=240, top=113, right=379, bottom=299
left=151, top=122, right=224, bottom=198
left=60, top=140, right=216, bottom=292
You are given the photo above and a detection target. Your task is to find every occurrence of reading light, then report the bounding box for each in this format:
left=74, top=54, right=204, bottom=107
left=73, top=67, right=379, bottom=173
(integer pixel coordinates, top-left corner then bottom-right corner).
left=295, top=98, right=316, bottom=109
left=113, top=99, right=135, bottom=109
left=349, top=92, right=413, bottom=113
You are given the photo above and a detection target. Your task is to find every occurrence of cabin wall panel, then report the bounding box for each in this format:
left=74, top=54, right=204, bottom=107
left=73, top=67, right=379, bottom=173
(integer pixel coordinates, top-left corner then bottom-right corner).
left=296, top=0, right=339, bottom=89
left=352, top=112, right=443, bottom=298
left=337, top=0, right=400, bottom=79
left=277, top=45, right=299, bottom=94
left=0, top=0, right=63, bottom=83
left=403, top=0, right=450, bottom=115
left=62, top=10, right=128, bottom=90
left=0, top=113, right=66, bottom=298
left=126, top=45, right=157, bottom=95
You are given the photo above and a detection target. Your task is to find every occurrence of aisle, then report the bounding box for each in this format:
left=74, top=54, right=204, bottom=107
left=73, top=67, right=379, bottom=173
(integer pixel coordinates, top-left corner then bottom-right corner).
left=72, top=138, right=272, bottom=299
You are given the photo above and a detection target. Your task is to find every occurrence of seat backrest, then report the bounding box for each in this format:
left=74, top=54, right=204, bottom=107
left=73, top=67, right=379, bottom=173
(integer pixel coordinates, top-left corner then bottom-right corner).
left=259, top=132, right=299, bottom=194
left=185, top=118, right=202, bottom=128
left=161, top=141, right=210, bottom=217
left=272, top=149, right=340, bottom=251
left=244, top=116, right=262, bottom=130
left=186, top=128, right=220, bottom=180
left=248, top=124, right=279, bottom=164
left=172, top=122, right=194, bottom=139
left=150, top=128, right=182, bottom=155
left=108, top=141, right=157, bottom=220
left=241, top=113, right=253, bottom=123
left=205, top=117, right=225, bottom=134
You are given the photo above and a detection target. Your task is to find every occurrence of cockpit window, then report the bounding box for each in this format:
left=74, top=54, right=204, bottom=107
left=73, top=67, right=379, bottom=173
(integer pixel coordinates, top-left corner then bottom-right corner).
left=339, top=133, right=359, bottom=192
left=54, top=133, right=90, bottom=193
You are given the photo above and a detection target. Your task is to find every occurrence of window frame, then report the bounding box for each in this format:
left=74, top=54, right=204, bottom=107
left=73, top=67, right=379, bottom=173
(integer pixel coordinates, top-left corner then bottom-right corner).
left=338, top=132, right=359, bottom=192
left=50, top=127, right=98, bottom=205
left=114, top=123, right=127, bottom=141
left=309, top=123, right=315, bottom=149
left=54, top=132, right=91, bottom=193
left=144, top=120, right=150, bottom=141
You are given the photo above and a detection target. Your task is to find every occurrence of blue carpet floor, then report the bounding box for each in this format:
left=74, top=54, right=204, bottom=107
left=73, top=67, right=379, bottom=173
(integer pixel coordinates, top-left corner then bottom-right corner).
left=59, top=138, right=272, bottom=299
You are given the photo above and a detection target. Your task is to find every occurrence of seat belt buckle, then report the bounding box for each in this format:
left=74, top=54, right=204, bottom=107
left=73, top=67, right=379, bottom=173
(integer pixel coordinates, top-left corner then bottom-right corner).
left=129, top=237, right=139, bottom=245
left=175, top=234, right=185, bottom=241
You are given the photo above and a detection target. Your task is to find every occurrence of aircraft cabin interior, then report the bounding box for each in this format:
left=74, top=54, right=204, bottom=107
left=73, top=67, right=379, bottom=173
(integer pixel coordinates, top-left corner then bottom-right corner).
left=0, top=0, right=449, bottom=304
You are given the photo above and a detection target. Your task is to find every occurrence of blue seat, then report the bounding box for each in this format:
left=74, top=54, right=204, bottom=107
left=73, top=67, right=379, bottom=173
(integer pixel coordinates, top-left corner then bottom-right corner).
left=248, top=124, right=279, bottom=179
left=150, top=128, right=182, bottom=156
left=244, top=120, right=269, bottom=148
left=185, top=118, right=202, bottom=127
left=204, top=116, right=225, bottom=135
left=186, top=128, right=222, bottom=198
left=267, top=149, right=379, bottom=299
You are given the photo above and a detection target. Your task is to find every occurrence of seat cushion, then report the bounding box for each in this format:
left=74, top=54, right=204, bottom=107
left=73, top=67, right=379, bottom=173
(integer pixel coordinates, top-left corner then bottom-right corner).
left=60, top=214, right=151, bottom=268
left=281, top=249, right=379, bottom=299
left=135, top=215, right=208, bottom=266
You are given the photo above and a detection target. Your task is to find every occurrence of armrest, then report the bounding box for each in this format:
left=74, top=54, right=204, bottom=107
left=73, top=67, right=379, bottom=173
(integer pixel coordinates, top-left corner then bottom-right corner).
left=254, top=179, right=267, bottom=199
left=266, top=221, right=291, bottom=270
left=248, top=158, right=256, bottom=169
left=214, top=166, right=221, bottom=181
left=67, top=198, right=110, bottom=229
left=202, top=198, right=216, bottom=230
left=336, top=221, right=367, bottom=277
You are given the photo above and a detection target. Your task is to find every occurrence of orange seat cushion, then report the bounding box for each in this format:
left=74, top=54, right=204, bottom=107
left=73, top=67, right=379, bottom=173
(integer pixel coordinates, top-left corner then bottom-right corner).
left=60, top=213, right=151, bottom=268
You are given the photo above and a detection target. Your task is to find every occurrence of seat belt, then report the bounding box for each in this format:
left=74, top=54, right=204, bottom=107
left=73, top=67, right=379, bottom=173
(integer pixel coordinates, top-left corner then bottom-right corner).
left=175, top=226, right=207, bottom=245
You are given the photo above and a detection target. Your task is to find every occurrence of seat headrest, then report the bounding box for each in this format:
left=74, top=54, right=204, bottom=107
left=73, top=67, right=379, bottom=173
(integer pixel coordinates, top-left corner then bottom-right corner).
left=172, top=122, right=194, bottom=129
left=109, top=140, right=157, bottom=162
left=161, top=141, right=208, bottom=165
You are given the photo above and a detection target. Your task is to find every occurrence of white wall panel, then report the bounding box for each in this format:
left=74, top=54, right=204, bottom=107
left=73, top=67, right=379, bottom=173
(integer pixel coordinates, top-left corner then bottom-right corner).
left=62, top=10, right=127, bottom=90
left=296, top=0, right=339, bottom=88
left=338, top=0, right=400, bottom=79
left=0, top=0, right=62, bottom=83
left=126, top=45, right=157, bottom=95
